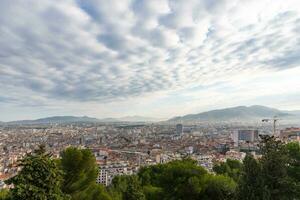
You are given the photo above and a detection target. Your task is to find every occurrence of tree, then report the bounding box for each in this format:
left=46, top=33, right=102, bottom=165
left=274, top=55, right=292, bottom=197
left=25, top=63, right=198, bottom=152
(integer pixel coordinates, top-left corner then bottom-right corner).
left=0, top=189, right=10, bottom=200
left=236, top=154, right=263, bottom=200
left=259, top=135, right=298, bottom=200
left=138, top=158, right=237, bottom=200
left=5, top=145, right=67, bottom=200
left=109, top=175, right=145, bottom=200
left=285, top=142, right=300, bottom=182
left=213, top=159, right=242, bottom=182
left=109, top=175, right=128, bottom=200
left=140, top=159, right=207, bottom=199
left=124, top=176, right=145, bottom=200
left=200, top=174, right=236, bottom=200
left=60, top=147, right=111, bottom=200
left=142, top=185, right=163, bottom=200
left=236, top=137, right=300, bottom=200
left=72, top=184, right=111, bottom=200
left=60, top=147, right=97, bottom=193
left=285, top=142, right=300, bottom=197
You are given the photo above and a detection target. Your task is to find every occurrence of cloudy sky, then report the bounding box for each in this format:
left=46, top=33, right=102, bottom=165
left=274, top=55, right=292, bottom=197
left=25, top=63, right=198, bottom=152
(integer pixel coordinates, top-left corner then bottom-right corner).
left=0, top=0, right=300, bottom=121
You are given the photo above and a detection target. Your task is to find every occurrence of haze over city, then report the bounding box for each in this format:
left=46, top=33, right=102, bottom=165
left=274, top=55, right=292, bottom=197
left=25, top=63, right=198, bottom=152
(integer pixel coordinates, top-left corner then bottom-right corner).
left=1, top=0, right=300, bottom=121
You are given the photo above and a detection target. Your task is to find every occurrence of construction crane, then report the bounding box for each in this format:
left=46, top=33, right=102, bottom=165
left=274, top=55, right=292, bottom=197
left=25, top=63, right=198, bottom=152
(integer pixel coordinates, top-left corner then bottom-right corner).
left=262, top=116, right=281, bottom=135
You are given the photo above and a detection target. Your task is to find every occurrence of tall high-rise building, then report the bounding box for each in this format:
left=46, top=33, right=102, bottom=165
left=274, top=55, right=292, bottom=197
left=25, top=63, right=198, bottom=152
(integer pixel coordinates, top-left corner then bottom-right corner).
left=79, top=135, right=85, bottom=145
left=238, top=130, right=259, bottom=142
left=232, top=129, right=259, bottom=147
left=176, top=124, right=183, bottom=135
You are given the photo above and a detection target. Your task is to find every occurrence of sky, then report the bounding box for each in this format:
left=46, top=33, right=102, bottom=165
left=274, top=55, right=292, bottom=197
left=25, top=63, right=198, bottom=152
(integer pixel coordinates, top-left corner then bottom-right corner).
left=0, top=0, right=300, bottom=121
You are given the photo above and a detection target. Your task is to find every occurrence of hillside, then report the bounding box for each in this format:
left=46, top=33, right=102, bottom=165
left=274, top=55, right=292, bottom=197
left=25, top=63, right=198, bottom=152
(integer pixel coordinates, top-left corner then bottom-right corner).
left=5, top=115, right=161, bottom=125
left=168, top=105, right=292, bottom=122
left=7, top=116, right=100, bottom=125
left=116, top=115, right=159, bottom=122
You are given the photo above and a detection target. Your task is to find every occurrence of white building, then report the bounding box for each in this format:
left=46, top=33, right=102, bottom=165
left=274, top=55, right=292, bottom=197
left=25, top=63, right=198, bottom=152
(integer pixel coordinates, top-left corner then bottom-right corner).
left=97, top=169, right=109, bottom=186
left=96, top=162, right=130, bottom=186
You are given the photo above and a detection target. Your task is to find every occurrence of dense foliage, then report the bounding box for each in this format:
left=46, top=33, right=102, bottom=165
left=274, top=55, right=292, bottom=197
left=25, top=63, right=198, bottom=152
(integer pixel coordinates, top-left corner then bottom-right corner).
left=1, top=136, right=300, bottom=200
left=109, top=175, right=146, bottom=200
left=60, top=147, right=111, bottom=200
left=110, top=159, right=236, bottom=200
left=0, top=189, right=10, bottom=200
left=236, top=136, right=300, bottom=200
left=139, top=159, right=209, bottom=199
left=239, top=136, right=300, bottom=200
left=213, top=158, right=242, bottom=182
left=236, top=154, right=263, bottom=200
left=4, top=145, right=68, bottom=200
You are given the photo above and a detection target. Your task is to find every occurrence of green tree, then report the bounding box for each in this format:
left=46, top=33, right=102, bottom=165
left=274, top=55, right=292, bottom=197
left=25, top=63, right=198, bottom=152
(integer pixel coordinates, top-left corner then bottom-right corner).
left=109, top=175, right=128, bottom=200
left=124, top=176, right=145, bottom=200
left=138, top=158, right=236, bottom=200
left=141, top=159, right=207, bottom=199
left=5, top=145, right=67, bottom=200
left=236, top=154, right=263, bottom=200
left=259, top=135, right=298, bottom=200
left=72, top=184, right=111, bottom=200
left=213, top=159, right=242, bottom=182
left=142, top=185, right=163, bottom=200
left=286, top=142, right=300, bottom=182
left=0, top=189, right=10, bottom=200
left=200, top=174, right=236, bottom=200
left=109, top=175, right=145, bottom=200
left=285, top=142, right=300, bottom=197
left=60, top=147, right=111, bottom=200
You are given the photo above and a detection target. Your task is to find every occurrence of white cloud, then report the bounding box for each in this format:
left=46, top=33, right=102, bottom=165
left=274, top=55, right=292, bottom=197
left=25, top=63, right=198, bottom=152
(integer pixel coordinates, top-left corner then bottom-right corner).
left=0, top=0, right=300, bottom=120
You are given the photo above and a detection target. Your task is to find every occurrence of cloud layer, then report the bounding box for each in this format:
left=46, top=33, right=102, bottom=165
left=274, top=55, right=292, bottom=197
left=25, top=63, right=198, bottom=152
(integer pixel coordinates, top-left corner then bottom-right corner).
left=0, top=0, right=300, bottom=120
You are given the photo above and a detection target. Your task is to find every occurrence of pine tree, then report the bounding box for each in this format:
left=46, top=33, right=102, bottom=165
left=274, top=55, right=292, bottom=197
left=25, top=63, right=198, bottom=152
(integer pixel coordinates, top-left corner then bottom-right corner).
left=259, top=135, right=296, bottom=200
left=60, top=147, right=111, bottom=200
left=5, top=145, right=68, bottom=200
left=236, top=154, right=263, bottom=200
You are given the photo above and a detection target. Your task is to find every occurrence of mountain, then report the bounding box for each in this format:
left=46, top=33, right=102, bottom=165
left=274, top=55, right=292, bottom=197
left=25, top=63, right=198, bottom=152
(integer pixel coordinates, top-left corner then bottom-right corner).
left=98, top=116, right=161, bottom=122
left=116, top=116, right=160, bottom=122
left=98, top=118, right=121, bottom=123
left=8, top=116, right=100, bottom=125
left=2, top=106, right=298, bottom=124
left=5, top=115, right=161, bottom=125
left=168, top=105, right=293, bottom=122
left=285, top=110, right=300, bottom=115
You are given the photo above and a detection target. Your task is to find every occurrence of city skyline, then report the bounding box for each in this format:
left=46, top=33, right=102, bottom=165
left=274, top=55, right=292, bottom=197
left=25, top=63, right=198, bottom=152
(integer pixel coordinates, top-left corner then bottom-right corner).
left=1, top=0, right=300, bottom=121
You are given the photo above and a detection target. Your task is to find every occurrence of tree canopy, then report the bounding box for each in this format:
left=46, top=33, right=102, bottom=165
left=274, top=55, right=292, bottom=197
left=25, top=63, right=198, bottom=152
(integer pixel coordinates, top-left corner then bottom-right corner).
left=213, top=159, right=242, bottom=182
left=60, top=147, right=111, bottom=200
left=136, top=159, right=236, bottom=200
left=236, top=136, right=300, bottom=200
left=0, top=189, right=10, bottom=200
left=5, top=145, right=67, bottom=200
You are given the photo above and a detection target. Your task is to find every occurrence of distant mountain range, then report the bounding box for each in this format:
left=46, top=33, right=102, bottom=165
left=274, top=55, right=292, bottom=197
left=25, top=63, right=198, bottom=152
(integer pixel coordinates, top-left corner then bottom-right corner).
left=98, top=116, right=160, bottom=123
left=4, top=115, right=161, bottom=125
left=7, top=116, right=100, bottom=125
left=1, top=105, right=299, bottom=125
left=117, top=116, right=159, bottom=122
left=284, top=110, right=300, bottom=115
left=168, top=105, right=299, bottom=122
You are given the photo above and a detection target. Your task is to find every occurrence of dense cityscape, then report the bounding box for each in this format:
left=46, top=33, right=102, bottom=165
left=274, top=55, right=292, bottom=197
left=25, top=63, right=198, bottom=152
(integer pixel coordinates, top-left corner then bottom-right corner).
left=1, top=0, right=300, bottom=199
left=1, top=118, right=299, bottom=188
